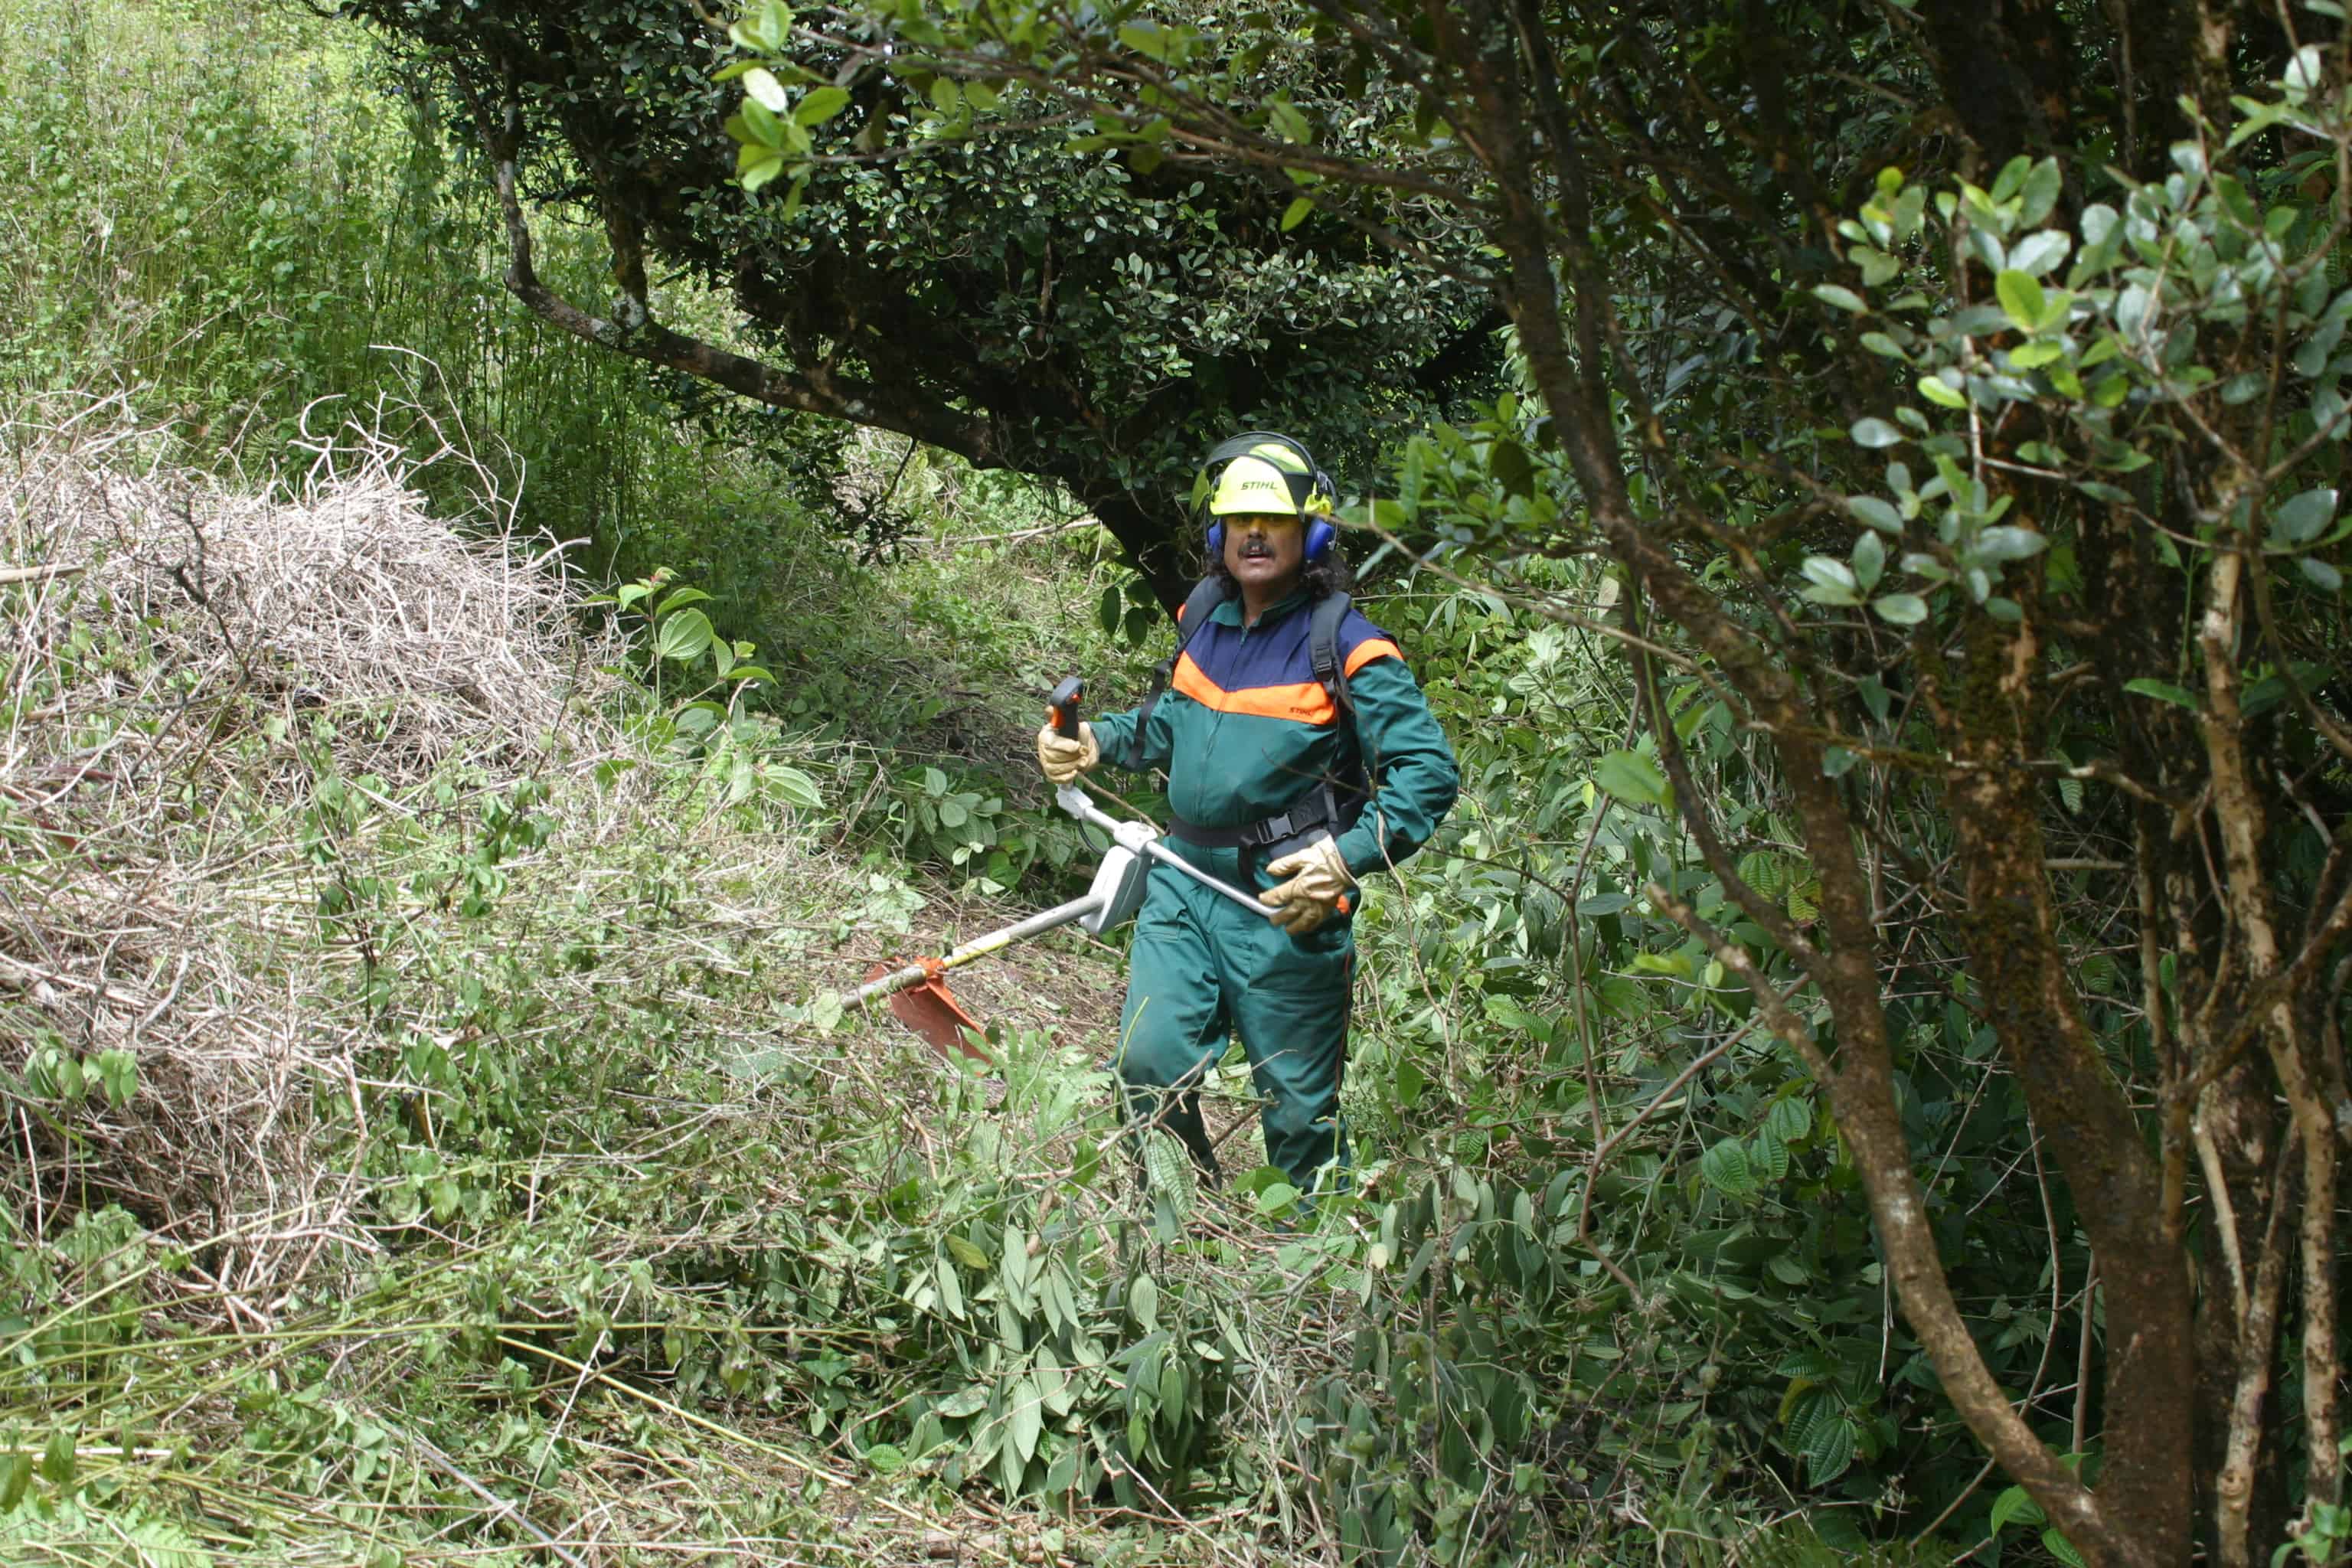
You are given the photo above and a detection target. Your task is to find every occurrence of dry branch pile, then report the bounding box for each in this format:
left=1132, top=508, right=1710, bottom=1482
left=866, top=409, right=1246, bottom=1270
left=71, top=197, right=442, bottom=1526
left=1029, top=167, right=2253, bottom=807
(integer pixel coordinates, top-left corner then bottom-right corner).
left=0, top=401, right=596, bottom=1302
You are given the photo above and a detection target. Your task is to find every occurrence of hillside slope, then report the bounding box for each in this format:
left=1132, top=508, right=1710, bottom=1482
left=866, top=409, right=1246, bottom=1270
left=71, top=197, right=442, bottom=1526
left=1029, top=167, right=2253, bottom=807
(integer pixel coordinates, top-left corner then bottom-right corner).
left=1, top=407, right=1318, bottom=1566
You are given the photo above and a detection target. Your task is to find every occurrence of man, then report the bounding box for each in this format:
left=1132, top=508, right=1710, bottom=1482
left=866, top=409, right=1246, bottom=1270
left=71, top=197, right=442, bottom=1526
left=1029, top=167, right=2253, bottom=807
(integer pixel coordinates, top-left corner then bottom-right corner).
left=1035, top=433, right=1459, bottom=1196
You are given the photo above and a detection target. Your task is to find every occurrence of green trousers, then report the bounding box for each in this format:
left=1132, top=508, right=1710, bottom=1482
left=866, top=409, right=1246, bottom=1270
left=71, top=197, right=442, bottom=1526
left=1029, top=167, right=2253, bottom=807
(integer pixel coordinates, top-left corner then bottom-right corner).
left=1113, top=841, right=1354, bottom=1190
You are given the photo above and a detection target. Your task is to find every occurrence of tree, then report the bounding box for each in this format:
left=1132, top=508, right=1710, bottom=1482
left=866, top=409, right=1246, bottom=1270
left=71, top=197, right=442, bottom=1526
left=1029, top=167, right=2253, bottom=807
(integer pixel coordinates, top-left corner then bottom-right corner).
left=328, top=0, right=1501, bottom=604
left=711, top=2, right=2352, bottom=1564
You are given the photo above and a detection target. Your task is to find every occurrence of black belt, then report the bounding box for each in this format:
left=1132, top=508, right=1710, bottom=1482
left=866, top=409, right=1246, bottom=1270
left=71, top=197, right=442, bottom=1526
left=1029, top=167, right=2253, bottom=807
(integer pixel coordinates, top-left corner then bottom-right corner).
left=1167, top=784, right=1359, bottom=872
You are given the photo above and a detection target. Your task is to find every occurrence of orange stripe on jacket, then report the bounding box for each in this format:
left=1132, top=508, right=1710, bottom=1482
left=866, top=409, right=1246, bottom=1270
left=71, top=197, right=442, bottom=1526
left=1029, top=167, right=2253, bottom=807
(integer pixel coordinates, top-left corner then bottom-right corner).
left=1344, top=638, right=1400, bottom=677
left=1173, top=655, right=1335, bottom=724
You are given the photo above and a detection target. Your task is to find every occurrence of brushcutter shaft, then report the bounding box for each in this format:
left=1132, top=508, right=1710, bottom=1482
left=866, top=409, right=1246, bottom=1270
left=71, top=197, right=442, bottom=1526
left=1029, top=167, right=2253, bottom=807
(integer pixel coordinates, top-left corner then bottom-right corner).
left=939, top=891, right=1109, bottom=965
left=847, top=890, right=1107, bottom=1008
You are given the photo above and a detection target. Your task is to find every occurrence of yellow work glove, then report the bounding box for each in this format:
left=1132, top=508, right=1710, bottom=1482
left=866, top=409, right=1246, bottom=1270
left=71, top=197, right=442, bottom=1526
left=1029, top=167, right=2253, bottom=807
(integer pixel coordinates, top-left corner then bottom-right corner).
left=1035, top=721, right=1099, bottom=785
left=1259, top=835, right=1356, bottom=934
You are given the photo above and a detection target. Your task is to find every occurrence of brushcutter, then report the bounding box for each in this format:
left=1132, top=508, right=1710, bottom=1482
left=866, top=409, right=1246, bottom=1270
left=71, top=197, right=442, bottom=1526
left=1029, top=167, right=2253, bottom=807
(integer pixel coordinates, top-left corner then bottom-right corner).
left=846, top=675, right=1266, bottom=1060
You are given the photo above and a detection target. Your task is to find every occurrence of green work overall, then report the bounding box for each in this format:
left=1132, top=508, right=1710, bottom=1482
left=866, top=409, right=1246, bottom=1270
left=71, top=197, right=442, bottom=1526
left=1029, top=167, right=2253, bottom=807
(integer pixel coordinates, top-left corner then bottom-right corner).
left=1088, top=587, right=1458, bottom=1189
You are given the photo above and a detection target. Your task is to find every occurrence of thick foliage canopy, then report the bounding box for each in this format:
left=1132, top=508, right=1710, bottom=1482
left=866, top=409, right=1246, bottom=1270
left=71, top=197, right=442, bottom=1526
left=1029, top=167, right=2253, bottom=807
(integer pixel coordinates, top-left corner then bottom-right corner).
left=332, top=0, right=1498, bottom=602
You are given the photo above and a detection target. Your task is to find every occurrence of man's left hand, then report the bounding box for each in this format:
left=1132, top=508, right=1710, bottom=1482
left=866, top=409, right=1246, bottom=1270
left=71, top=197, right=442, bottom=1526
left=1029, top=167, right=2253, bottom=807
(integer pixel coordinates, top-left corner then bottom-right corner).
left=1260, top=837, right=1356, bottom=934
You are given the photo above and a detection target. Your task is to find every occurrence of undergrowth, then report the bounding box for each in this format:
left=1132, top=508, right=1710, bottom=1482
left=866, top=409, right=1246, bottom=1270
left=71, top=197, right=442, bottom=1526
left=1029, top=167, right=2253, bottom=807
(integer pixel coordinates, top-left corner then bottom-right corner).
left=0, top=2, right=2086, bottom=1560
left=0, top=400, right=1996, bottom=1566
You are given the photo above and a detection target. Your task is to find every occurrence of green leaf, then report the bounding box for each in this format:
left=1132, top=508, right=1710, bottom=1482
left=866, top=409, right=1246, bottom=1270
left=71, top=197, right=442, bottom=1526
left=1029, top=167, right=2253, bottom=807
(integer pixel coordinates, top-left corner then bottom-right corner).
left=793, top=85, right=851, bottom=127
left=765, top=766, right=823, bottom=810
left=1008, top=1377, right=1044, bottom=1463
left=1918, top=374, right=1967, bottom=410
left=1848, top=495, right=1903, bottom=534
left=1800, top=557, right=1860, bottom=606
left=1871, top=593, right=1930, bottom=626
left=1852, top=531, right=1886, bottom=592
left=2300, top=557, right=2345, bottom=593
left=1973, top=525, right=2049, bottom=563
left=1805, top=1418, right=1857, bottom=1485
left=1129, top=1273, right=1160, bottom=1331
left=1997, top=270, right=2047, bottom=332
left=1811, top=284, right=1867, bottom=313
left=1766, top=1096, right=1811, bottom=1143
left=740, top=98, right=784, bottom=149
left=1280, top=197, right=1313, bottom=232
left=2007, top=230, right=2071, bottom=278
left=92, top=1048, right=136, bottom=1109
left=1850, top=417, right=1904, bottom=449
left=1489, top=439, right=1536, bottom=498
left=2019, top=158, right=2064, bottom=227
left=1592, top=750, right=1670, bottom=808
left=1255, top=1181, right=1301, bottom=1215
left=2286, top=43, right=2327, bottom=96
left=2272, top=487, right=2338, bottom=544
left=40, top=1426, right=75, bottom=1487
left=946, top=1234, right=989, bottom=1270
left=739, top=145, right=785, bottom=191
left=654, top=608, right=715, bottom=663
left=2124, top=678, right=2199, bottom=710
left=743, top=67, right=790, bottom=113
left=1700, top=1138, right=1756, bottom=1199
left=1738, top=850, right=1787, bottom=896
left=2043, top=1528, right=2089, bottom=1568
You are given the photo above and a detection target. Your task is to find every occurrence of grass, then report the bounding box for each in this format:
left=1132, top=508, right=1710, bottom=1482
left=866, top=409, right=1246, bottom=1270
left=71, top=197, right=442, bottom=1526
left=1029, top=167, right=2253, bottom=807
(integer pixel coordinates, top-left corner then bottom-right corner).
left=0, top=405, right=1170, bottom=1563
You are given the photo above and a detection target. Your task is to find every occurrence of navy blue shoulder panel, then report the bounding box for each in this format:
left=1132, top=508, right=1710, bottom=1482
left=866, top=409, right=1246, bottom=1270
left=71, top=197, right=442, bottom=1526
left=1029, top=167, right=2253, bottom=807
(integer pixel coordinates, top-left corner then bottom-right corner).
left=1337, top=605, right=1399, bottom=662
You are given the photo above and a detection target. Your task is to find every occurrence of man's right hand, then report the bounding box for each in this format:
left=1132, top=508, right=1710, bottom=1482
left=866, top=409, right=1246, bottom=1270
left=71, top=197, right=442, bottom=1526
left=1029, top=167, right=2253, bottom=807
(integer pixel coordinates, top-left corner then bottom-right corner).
left=1036, top=722, right=1099, bottom=784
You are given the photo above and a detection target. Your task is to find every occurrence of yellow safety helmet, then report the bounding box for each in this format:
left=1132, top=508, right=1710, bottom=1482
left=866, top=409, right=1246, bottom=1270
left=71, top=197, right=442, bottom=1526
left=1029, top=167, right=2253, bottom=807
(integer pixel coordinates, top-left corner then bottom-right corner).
left=1195, top=431, right=1338, bottom=560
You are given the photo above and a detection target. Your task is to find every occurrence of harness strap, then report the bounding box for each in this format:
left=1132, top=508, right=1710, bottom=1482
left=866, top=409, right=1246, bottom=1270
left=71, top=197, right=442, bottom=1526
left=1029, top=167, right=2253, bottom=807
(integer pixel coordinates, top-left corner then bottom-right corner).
left=1168, top=779, right=1360, bottom=881
left=1308, top=590, right=1356, bottom=724
left=1125, top=577, right=1228, bottom=772
left=1132, top=582, right=1374, bottom=872
left=1168, top=785, right=1351, bottom=852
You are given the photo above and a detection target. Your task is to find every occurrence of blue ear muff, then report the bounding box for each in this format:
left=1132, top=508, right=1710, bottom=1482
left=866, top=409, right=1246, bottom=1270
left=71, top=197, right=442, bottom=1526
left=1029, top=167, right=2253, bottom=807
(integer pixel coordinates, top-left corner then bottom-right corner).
left=1199, top=430, right=1339, bottom=564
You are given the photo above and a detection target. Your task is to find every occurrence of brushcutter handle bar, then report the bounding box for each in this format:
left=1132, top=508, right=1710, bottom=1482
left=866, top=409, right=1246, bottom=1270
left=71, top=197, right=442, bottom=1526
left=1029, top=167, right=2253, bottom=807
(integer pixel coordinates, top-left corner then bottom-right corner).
left=1047, top=675, right=1086, bottom=740
left=1054, top=785, right=1269, bottom=919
